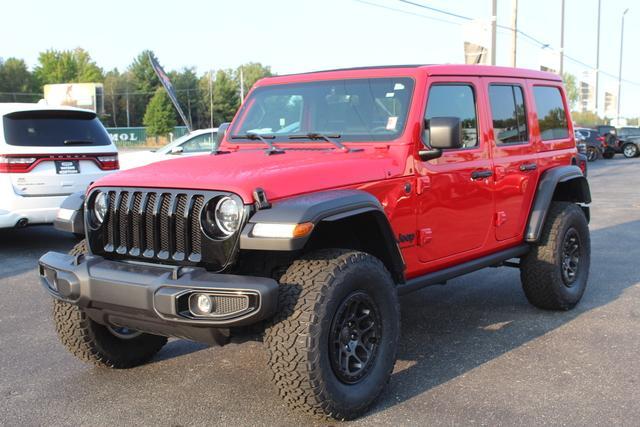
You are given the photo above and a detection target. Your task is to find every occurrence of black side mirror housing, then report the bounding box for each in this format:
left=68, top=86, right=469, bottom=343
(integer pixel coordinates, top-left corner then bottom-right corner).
left=419, top=117, right=463, bottom=161
left=429, top=117, right=463, bottom=149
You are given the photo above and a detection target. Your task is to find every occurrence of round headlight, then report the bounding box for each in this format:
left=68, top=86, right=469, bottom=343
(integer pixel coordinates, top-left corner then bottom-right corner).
left=214, top=197, right=240, bottom=236
left=93, top=191, right=108, bottom=224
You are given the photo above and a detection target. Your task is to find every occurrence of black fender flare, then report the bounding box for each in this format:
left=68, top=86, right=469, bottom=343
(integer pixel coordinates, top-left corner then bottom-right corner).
left=53, top=191, right=85, bottom=235
left=525, top=165, right=591, bottom=242
left=239, top=189, right=405, bottom=281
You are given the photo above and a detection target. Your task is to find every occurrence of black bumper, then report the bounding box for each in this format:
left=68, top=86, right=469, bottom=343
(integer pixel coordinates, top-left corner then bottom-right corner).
left=38, top=252, right=279, bottom=343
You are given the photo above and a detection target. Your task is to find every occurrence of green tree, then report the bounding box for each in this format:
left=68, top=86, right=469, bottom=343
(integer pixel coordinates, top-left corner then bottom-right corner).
left=33, top=48, right=103, bottom=85
left=0, top=58, right=39, bottom=102
left=144, top=88, right=176, bottom=137
left=571, top=110, right=606, bottom=127
left=128, top=50, right=161, bottom=126
left=212, top=70, right=240, bottom=125
left=562, top=72, right=579, bottom=110
left=169, top=67, right=199, bottom=128
left=236, top=62, right=273, bottom=99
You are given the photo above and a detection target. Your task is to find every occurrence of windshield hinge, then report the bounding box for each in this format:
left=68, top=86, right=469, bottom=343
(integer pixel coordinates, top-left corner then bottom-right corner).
left=253, top=187, right=271, bottom=210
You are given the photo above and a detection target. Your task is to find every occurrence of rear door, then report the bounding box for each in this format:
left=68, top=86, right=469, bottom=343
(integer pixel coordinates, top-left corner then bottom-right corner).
left=483, top=78, right=539, bottom=241
left=1, top=109, right=117, bottom=197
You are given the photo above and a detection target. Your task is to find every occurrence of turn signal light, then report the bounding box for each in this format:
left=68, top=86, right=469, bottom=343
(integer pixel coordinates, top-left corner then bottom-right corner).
left=96, top=154, right=119, bottom=170
left=0, top=155, right=37, bottom=173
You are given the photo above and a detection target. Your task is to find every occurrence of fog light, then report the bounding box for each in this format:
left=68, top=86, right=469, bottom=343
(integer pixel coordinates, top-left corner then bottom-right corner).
left=196, top=294, right=212, bottom=313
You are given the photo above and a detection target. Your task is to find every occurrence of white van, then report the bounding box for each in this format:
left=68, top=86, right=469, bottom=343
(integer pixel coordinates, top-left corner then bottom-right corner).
left=0, top=103, right=118, bottom=228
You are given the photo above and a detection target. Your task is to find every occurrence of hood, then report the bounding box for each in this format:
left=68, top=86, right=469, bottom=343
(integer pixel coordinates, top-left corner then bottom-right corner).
left=93, top=146, right=410, bottom=202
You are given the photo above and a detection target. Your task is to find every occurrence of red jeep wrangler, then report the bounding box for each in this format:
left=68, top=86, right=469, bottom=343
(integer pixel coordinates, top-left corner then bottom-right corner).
left=40, top=65, right=591, bottom=420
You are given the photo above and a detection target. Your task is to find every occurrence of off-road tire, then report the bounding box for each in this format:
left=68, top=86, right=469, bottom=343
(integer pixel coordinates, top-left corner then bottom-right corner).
left=520, top=202, right=590, bottom=310
left=52, top=240, right=168, bottom=368
left=602, top=151, right=615, bottom=159
left=622, top=143, right=638, bottom=158
left=264, top=249, right=400, bottom=420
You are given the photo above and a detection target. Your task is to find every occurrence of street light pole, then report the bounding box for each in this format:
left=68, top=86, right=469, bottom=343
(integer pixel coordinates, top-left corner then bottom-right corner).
left=559, top=0, right=565, bottom=75
left=616, top=8, right=629, bottom=124
left=491, top=0, right=497, bottom=65
left=595, top=0, right=601, bottom=114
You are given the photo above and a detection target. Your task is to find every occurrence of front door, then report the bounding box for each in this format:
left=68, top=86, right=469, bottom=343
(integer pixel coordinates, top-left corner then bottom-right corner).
left=416, top=78, right=495, bottom=264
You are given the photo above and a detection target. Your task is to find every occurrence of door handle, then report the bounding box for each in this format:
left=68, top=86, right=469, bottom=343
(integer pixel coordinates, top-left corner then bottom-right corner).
left=471, top=170, right=493, bottom=180
left=519, top=163, right=538, bottom=171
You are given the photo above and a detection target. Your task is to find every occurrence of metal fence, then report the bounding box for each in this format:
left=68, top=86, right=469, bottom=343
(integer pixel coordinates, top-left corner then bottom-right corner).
left=106, top=126, right=189, bottom=147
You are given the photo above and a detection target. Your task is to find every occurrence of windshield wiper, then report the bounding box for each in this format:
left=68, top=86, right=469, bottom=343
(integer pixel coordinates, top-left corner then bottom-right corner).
left=230, top=133, right=284, bottom=155
left=288, top=133, right=361, bottom=152
left=63, top=139, right=94, bottom=145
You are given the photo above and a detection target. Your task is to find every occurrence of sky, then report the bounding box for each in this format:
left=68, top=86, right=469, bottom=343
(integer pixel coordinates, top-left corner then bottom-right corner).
left=2, top=0, right=639, bottom=117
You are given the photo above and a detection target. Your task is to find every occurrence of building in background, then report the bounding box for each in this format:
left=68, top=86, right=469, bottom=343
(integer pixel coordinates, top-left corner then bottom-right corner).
left=579, top=71, right=596, bottom=113
left=43, top=83, right=104, bottom=115
left=604, top=90, right=617, bottom=118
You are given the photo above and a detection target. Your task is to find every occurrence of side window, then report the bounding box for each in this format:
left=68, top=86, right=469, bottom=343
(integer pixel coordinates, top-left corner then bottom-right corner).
left=533, top=86, right=569, bottom=141
left=489, top=85, right=528, bottom=144
left=181, top=133, right=215, bottom=153
left=425, top=84, right=478, bottom=148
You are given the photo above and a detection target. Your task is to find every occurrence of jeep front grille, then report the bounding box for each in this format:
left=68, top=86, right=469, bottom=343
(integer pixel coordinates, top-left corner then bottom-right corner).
left=103, top=189, right=205, bottom=263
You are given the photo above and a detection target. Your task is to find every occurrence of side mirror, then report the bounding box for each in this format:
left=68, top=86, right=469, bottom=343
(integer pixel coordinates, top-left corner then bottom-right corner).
left=216, top=122, right=231, bottom=145
left=170, top=146, right=184, bottom=155
left=419, top=117, right=463, bottom=161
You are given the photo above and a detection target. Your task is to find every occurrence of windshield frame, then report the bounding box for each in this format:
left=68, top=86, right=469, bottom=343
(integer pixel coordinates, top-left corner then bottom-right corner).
left=229, top=76, right=416, bottom=144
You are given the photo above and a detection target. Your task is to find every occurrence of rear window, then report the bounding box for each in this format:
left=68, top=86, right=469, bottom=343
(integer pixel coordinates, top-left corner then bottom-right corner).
left=488, top=84, right=528, bottom=144
left=533, top=86, right=569, bottom=141
left=2, top=110, right=112, bottom=147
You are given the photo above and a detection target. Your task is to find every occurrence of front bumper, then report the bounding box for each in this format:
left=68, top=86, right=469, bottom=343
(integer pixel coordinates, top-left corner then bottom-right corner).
left=38, top=252, right=279, bottom=343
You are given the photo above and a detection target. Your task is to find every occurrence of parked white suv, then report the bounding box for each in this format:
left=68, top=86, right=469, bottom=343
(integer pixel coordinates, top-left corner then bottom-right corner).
left=0, top=103, right=118, bottom=229
left=118, top=128, right=217, bottom=170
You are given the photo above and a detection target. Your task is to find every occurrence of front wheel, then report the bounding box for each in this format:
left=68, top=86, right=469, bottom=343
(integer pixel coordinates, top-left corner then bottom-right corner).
left=52, top=240, right=168, bottom=368
left=264, top=249, right=400, bottom=420
left=520, top=202, right=590, bottom=310
left=586, top=147, right=598, bottom=162
left=622, top=143, right=639, bottom=158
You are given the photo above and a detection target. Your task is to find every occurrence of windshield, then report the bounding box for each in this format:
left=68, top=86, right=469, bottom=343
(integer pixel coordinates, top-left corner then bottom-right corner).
left=231, top=77, right=414, bottom=142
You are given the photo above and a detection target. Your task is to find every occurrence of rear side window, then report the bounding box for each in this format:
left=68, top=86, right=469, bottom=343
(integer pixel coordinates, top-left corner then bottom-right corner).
left=489, top=85, right=528, bottom=144
left=425, top=85, right=478, bottom=148
left=2, top=110, right=112, bottom=147
left=533, top=86, right=569, bottom=141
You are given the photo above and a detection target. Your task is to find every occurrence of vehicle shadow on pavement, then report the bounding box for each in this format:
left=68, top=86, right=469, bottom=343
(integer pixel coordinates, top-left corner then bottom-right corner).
left=0, top=226, right=77, bottom=280
left=368, top=219, right=640, bottom=415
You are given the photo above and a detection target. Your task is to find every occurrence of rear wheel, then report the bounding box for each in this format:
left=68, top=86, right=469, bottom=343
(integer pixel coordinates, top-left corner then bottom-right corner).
left=52, top=240, right=167, bottom=368
left=264, top=249, right=400, bottom=420
left=622, top=143, right=638, bottom=158
left=520, top=202, right=590, bottom=310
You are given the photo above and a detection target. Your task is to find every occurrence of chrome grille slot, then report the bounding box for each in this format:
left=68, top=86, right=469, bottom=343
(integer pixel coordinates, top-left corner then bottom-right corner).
left=98, top=189, right=210, bottom=264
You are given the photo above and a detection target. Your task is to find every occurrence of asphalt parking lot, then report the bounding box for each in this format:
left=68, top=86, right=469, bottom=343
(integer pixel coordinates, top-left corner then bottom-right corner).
left=1, top=157, right=638, bottom=426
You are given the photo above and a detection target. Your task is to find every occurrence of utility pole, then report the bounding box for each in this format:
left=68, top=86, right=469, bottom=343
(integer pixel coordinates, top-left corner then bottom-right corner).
left=510, top=0, right=518, bottom=67
left=595, top=0, right=601, bottom=114
left=125, top=77, right=130, bottom=128
left=209, top=70, right=214, bottom=129
left=559, top=0, right=565, bottom=75
left=617, top=8, right=629, bottom=124
left=240, top=66, right=245, bottom=103
left=491, top=0, right=497, bottom=65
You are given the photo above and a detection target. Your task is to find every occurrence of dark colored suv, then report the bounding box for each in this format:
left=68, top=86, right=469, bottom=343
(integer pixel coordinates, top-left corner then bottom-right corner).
left=575, top=127, right=604, bottom=161
left=617, top=127, right=640, bottom=158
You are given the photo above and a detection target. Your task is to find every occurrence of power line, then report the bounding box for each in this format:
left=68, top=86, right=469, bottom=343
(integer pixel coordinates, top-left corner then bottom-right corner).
left=354, top=0, right=640, bottom=87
